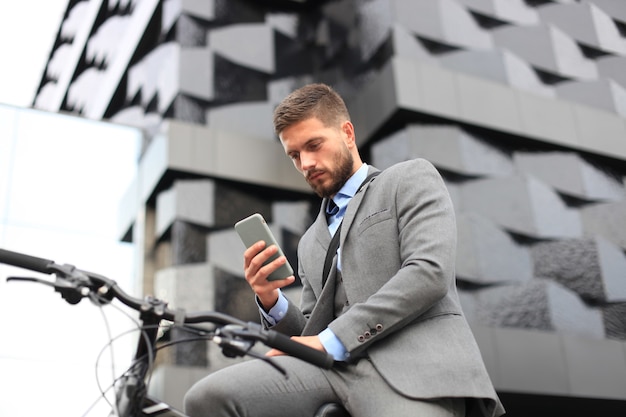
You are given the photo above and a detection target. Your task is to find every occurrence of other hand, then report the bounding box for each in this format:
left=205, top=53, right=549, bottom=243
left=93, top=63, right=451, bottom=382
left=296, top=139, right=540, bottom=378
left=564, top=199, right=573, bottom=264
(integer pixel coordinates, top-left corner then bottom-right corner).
left=244, top=240, right=295, bottom=309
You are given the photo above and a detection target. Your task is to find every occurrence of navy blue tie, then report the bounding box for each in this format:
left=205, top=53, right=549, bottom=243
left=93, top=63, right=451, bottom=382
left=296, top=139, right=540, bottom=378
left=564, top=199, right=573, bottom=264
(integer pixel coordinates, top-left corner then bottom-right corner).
left=327, top=199, right=339, bottom=217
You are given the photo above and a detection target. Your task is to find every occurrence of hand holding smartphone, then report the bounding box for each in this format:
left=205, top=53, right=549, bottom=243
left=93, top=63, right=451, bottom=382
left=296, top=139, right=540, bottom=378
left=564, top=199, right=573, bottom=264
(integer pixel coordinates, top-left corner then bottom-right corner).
left=235, top=213, right=294, bottom=281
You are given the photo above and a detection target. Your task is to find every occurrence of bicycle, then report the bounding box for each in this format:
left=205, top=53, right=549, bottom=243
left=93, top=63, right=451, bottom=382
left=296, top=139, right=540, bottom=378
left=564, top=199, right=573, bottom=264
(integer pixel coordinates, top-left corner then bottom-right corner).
left=0, top=248, right=346, bottom=417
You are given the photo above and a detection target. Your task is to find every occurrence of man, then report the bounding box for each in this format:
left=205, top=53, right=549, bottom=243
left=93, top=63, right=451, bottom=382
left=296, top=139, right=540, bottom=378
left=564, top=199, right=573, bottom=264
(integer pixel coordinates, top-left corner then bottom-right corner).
left=184, top=84, right=504, bottom=417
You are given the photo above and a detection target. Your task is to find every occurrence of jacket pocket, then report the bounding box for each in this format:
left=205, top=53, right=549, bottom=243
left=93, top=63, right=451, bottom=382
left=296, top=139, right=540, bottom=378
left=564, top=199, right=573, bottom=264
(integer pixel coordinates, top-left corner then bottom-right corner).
left=357, top=208, right=392, bottom=235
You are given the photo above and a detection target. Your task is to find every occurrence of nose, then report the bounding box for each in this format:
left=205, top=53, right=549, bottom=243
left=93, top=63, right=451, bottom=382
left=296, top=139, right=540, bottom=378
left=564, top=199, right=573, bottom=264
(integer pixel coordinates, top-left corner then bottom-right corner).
left=300, top=152, right=315, bottom=172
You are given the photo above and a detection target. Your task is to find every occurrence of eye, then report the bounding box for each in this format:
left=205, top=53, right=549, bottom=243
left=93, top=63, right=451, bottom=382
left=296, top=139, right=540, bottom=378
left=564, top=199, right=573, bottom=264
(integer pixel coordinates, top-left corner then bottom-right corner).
left=307, top=140, right=321, bottom=151
left=288, top=152, right=300, bottom=161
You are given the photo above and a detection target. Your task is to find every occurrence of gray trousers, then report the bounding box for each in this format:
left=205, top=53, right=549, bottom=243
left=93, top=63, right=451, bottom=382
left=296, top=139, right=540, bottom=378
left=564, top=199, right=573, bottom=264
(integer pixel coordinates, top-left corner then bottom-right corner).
left=183, top=356, right=465, bottom=417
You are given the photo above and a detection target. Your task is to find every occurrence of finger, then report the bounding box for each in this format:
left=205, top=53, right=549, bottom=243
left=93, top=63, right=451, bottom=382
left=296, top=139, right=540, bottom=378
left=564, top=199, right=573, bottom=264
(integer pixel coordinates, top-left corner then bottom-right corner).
left=248, top=244, right=280, bottom=272
left=256, top=257, right=297, bottom=286
left=255, top=251, right=285, bottom=275
left=244, top=244, right=275, bottom=282
left=265, top=348, right=285, bottom=357
left=243, top=240, right=266, bottom=268
left=248, top=248, right=290, bottom=284
left=274, top=275, right=296, bottom=288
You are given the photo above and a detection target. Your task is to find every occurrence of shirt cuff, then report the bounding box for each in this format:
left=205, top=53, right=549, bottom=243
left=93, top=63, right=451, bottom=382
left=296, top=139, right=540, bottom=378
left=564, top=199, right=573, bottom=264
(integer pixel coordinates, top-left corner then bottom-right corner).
left=319, top=328, right=350, bottom=362
left=257, top=290, right=288, bottom=326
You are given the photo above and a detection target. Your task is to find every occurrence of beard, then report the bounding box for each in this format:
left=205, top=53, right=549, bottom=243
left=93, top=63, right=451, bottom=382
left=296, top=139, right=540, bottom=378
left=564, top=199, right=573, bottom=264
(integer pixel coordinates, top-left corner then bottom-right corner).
left=307, top=147, right=354, bottom=198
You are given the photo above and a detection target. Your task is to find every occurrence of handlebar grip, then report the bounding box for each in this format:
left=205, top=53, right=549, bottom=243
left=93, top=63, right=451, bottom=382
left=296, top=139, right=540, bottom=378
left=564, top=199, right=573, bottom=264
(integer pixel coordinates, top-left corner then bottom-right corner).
left=265, top=330, right=335, bottom=369
left=0, top=248, right=55, bottom=274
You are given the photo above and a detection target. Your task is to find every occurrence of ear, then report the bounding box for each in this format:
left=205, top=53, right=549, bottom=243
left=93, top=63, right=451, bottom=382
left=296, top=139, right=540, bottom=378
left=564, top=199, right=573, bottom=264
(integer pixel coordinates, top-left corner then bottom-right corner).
left=341, top=121, right=356, bottom=148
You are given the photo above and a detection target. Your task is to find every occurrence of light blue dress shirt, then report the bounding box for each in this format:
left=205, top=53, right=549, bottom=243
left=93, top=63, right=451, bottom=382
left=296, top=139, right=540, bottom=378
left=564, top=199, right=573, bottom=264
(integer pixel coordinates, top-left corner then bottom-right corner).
left=260, top=164, right=369, bottom=361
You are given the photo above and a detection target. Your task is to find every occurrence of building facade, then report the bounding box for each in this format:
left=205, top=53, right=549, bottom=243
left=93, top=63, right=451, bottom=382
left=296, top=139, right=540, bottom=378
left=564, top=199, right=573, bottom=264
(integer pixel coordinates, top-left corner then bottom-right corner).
left=34, top=0, right=626, bottom=415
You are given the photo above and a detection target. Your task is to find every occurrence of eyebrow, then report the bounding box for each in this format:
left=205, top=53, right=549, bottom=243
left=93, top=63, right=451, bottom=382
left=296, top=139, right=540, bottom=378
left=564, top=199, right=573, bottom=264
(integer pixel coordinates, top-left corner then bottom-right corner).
left=286, top=136, right=324, bottom=154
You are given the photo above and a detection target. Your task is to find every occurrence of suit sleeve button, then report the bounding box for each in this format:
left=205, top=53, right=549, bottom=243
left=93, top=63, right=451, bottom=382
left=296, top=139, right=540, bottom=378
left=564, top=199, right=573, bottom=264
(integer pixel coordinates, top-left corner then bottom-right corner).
left=357, top=335, right=365, bottom=342
left=364, top=331, right=371, bottom=339
left=375, top=324, right=383, bottom=332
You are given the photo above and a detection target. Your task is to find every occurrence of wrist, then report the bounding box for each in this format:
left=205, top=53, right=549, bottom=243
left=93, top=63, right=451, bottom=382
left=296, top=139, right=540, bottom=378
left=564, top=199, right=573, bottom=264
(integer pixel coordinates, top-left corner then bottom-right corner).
left=258, top=290, right=279, bottom=311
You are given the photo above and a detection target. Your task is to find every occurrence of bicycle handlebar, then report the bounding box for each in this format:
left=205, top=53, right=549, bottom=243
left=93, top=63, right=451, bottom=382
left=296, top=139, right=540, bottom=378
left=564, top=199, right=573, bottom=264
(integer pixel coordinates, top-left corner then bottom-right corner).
left=0, top=248, right=56, bottom=274
left=0, top=247, right=334, bottom=369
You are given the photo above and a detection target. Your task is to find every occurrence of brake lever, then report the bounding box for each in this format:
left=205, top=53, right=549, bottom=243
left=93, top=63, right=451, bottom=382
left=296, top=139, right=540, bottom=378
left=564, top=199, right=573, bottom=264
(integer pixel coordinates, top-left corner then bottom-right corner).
left=213, top=325, right=255, bottom=358
left=212, top=327, right=287, bottom=377
left=7, top=276, right=88, bottom=305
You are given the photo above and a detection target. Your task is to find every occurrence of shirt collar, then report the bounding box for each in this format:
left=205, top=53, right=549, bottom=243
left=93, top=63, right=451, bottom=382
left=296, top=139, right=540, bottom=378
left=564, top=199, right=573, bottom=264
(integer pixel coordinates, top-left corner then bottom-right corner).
left=338, top=163, right=368, bottom=200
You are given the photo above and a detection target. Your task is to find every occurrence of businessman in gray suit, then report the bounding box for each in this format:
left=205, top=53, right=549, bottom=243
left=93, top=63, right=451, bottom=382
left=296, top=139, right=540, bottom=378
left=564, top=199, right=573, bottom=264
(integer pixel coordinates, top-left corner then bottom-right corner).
left=184, top=84, right=505, bottom=417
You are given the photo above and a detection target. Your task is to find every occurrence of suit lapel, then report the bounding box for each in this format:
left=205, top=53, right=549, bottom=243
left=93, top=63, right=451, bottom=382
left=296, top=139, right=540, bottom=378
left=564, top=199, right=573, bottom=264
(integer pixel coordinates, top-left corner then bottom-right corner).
left=313, top=200, right=332, bottom=247
left=307, top=202, right=332, bottom=296
left=339, top=166, right=379, bottom=247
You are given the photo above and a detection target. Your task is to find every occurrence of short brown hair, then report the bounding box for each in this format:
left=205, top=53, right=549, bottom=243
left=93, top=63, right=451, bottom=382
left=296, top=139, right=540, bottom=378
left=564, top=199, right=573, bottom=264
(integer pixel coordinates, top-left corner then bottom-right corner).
left=273, top=83, right=350, bottom=135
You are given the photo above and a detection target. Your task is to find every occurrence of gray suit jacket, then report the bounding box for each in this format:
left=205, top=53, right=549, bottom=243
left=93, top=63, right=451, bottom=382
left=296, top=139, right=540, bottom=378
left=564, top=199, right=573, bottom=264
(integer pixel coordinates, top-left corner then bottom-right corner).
left=270, top=159, right=504, bottom=417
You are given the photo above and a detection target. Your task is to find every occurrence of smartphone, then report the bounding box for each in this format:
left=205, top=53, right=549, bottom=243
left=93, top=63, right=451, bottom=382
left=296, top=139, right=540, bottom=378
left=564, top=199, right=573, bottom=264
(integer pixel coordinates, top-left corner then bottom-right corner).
left=234, top=213, right=294, bottom=281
